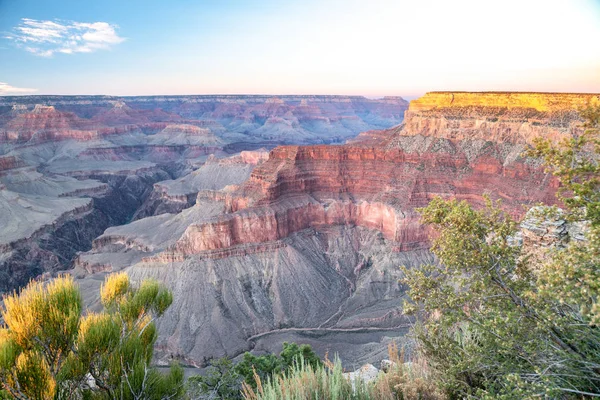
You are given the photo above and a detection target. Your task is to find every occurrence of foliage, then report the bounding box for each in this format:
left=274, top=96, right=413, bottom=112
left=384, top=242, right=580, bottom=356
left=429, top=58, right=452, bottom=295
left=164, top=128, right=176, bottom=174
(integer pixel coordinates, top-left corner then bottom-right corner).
left=186, top=358, right=242, bottom=400
left=529, top=104, right=600, bottom=227
left=372, top=343, right=445, bottom=400
left=401, top=105, right=600, bottom=398
left=241, top=344, right=445, bottom=400
left=528, top=104, right=600, bottom=324
left=241, top=356, right=373, bottom=400
left=278, top=342, right=322, bottom=372
left=185, top=343, right=322, bottom=399
left=233, top=342, right=321, bottom=390
left=0, top=273, right=184, bottom=400
left=233, top=353, right=279, bottom=392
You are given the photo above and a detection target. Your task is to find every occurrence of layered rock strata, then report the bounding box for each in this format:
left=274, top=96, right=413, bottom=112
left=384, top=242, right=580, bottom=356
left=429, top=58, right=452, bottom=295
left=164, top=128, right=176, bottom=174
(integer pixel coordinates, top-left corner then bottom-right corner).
left=167, top=140, right=556, bottom=260
left=134, top=150, right=269, bottom=219
left=1, top=95, right=407, bottom=292
left=73, top=92, right=600, bottom=367
left=0, top=95, right=408, bottom=147
left=395, top=91, right=599, bottom=146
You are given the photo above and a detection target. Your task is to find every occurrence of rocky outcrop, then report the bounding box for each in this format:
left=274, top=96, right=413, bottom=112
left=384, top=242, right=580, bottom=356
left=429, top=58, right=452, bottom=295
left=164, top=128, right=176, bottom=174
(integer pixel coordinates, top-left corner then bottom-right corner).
left=519, top=206, right=588, bottom=248
left=395, top=92, right=600, bottom=146
left=344, top=364, right=380, bottom=389
left=133, top=151, right=269, bottom=219
left=163, top=138, right=557, bottom=261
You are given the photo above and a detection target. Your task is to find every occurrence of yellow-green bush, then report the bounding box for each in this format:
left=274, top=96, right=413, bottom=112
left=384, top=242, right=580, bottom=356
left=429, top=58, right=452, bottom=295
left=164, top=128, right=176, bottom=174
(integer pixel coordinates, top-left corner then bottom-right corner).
left=0, top=273, right=183, bottom=400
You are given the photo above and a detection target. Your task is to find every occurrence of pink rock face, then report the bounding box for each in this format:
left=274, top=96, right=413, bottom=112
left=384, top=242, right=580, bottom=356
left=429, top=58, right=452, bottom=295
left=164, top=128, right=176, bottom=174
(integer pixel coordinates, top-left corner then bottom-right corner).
left=3, top=106, right=94, bottom=142
left=176, top=198, right=403, bottom=253
left=168, top=133, right=559, bottom=258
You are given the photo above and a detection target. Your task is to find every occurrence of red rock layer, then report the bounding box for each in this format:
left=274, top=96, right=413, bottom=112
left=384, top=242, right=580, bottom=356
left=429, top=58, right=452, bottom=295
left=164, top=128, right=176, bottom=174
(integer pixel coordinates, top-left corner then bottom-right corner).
left=0, top=156, right=25, bottom=172
left=169, top=137, right=558, bottom=258
left=2, top=106, right=93, bottom=142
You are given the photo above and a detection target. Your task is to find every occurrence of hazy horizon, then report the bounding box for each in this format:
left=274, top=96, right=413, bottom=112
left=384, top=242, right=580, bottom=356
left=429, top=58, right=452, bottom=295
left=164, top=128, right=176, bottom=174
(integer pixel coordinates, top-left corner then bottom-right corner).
left=2, top=91, right=600, bottom=100
left=2, top=0, right=600, bottom=96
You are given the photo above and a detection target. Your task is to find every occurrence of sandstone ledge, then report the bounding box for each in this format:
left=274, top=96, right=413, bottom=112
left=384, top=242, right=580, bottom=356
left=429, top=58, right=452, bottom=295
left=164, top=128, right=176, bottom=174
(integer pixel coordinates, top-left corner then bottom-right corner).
left=410, top=92, right=600, bottom=113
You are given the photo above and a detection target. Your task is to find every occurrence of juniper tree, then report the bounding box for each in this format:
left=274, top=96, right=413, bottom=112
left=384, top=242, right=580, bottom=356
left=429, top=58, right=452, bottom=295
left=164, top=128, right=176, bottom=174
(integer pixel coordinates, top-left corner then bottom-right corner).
left=0, top=273, right=184, bottom=400
left=402, top=105, right=600, bottom=398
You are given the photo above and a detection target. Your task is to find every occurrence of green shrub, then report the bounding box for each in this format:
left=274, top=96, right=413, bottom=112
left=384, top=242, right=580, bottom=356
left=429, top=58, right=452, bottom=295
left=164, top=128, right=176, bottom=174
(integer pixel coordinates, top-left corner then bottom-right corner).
left=185, top=343, right=323, bottom=399
left=186, top=357, right=243, bottom=400
left=241, top=356, right=372, bottom=400
left=373, top=343, right=445, bottom=400
left=0, top=273, right=184, bottom=400
left=234, top=342, right=322, bottom=390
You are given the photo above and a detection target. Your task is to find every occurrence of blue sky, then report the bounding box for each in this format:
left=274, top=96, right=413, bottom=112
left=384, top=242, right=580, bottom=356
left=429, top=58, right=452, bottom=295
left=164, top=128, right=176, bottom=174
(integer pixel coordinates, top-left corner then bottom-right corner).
left=1, top=0, right=600, bottom=96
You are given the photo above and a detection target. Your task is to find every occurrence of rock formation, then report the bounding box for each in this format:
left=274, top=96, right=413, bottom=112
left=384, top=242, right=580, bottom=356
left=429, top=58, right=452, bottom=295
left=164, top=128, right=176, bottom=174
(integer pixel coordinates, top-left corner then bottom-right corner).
left=0, top=95, right=408, bottom=147
left=72, top=92, right=597, bottom=367
left=518, top=206, right=588, bottom=249
left=134, top=150, right=269, bottom=219
left=397, top=91, right=599, bottom=145
left=0, top=95, right=408, bottom=293
left=164, top=133, right=556, bottom=260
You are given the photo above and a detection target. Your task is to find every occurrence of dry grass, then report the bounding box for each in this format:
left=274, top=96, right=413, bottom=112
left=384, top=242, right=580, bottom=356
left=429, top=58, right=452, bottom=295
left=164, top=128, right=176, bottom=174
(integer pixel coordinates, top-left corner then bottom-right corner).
left=372, top=342, right=446, bottom=400
left=241, top=343, right=446, bottom=400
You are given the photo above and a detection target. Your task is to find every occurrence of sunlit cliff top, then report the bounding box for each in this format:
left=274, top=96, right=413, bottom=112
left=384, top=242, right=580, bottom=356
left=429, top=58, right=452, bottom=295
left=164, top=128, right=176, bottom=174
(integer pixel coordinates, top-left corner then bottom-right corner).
left=410, top=91, right=600, bottom=112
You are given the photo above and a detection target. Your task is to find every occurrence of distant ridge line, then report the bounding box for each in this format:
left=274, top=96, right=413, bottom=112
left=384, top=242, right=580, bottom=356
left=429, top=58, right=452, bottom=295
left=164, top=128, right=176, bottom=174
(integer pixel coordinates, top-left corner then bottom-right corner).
left=0, top=94, right=395, bottom=100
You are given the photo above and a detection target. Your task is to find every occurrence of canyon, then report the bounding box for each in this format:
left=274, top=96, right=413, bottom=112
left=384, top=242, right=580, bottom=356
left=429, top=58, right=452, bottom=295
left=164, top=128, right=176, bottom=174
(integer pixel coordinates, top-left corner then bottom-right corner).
left=0, top=95, right=406, bottom=292
left=1, top=91, right=598, bottom=367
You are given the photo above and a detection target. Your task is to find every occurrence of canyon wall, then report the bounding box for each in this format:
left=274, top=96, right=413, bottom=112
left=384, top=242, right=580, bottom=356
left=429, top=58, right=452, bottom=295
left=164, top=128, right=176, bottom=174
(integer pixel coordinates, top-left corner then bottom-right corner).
left=396, top=91, right=599, bottom=145
left=166, top=137, right=556, bottom=260
left=74, top=91, right=596, bottom=367
left=0, top=95, right=408, bottom=147
left=409, top=92, right=600, bottom=112
left=0, top=95, right=408, bottom=294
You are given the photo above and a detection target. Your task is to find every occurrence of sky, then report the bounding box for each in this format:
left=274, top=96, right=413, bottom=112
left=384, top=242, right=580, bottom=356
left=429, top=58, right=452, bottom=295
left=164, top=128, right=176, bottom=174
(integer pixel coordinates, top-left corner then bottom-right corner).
left=0, top=0, right=599, bottom=97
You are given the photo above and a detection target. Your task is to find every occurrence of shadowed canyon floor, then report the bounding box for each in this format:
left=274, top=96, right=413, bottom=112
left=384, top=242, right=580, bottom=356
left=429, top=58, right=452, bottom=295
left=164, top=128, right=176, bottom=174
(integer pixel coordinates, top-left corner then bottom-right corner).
left=2, top=92, right=599, bottom=367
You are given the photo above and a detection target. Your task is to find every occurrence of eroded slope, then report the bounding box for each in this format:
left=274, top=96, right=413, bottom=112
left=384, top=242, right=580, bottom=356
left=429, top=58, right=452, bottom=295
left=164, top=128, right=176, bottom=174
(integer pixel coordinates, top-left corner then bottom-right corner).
left=75, top=92, right=597, bottom=367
